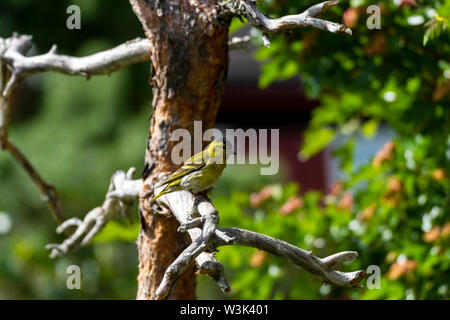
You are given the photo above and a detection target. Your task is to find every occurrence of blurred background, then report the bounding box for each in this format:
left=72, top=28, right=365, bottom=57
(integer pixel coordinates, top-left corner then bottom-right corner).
left=0, top=0, right=449, bottom=299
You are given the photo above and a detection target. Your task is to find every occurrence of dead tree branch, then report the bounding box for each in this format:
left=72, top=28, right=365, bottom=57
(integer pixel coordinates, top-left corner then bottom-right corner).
left=0, top=32, right=249, bottom=148
left=0, top=32, right=251, bottom=98
left=46, top=168, right=142, bottom=258
left=148, top=188, right=232, bottom=300
left=214, top=228, right=365, bottom=287
left=150, top=190, right=365, bottom=300
left=0, top=34, right=151, bottom=97
left=0, top=59, right=12, bottom=148
left=1, top=56, right=66, bottom=224
left=222, top=0, right=351, bottom=46
left=5, top=140, right=66, bottom=224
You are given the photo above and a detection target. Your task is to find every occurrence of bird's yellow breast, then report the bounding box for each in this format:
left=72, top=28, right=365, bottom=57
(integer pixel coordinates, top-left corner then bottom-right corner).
left=180, top=162, right=226, bottom=193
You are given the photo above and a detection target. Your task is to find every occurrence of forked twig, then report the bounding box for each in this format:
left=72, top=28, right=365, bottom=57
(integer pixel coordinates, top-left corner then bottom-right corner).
left=46, top=168, right=142, bottom=258
left=151, top=191, right=365, bottom=300
left=222, top=0, right=351, bottom=46
left=5, top=140, right=66, bottom=224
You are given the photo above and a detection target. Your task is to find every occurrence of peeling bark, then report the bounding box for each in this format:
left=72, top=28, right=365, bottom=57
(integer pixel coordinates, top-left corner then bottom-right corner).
left=129, top=0, right=229, bottom=300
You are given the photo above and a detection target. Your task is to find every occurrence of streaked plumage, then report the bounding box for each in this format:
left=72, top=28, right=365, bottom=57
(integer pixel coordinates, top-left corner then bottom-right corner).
left=151, top=139, right=230, bottom=202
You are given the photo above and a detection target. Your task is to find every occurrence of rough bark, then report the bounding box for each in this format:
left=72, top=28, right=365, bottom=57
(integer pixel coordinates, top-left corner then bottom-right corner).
left=129, top=0, right=229, bottom=300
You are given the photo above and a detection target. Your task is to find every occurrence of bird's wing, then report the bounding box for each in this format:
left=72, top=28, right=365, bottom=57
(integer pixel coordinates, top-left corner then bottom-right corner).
left=156, top=162, right=205, bottom=187
left=184, top=150, right=206, bottom=165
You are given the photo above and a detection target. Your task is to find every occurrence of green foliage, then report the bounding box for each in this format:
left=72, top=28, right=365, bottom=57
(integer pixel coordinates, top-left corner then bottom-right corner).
left=214, top=133, right=449, bottom=299
left=218, top=0, right=449, bottom=300
left=94, top=220, right=140, bottom=244
left=0, top=0, right=149, bottom=298
left=424, top=0, right=450, bottom=45
left=0, top=59, right=148, bottom=298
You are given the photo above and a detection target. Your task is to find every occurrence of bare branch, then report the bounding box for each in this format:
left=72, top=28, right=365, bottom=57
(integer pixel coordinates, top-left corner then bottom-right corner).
left=2, top=56, right=66, bottom=225
left=0, top=33, right=151, bottom=150
left=151, top=189, right=231, bottom=299
left=0, top=32, right=251, bottom=97
left=0, top=32, right=249, bottom=147
left=151, top=190, right=364, bottom=300
left=0, top=34, right=151, bottom=96
left=5, top=140, right=66, bottom=224
left=0, top=97, right=10, bottom=149
left=0, top=85, right=11, bottom=149
left=195, top=252, right=231, bottom=293
left=214, top=228, right=366, bottom=288
left=222, top=0, right=351, bottom=46
left=0, top=41, right=13, bottom=148
left=46, top=168, right=142, bottom=258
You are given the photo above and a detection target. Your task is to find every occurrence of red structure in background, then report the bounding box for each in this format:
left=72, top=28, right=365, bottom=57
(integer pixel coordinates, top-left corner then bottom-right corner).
left=278, top=126, right=326, bottom=192
left=218, top=81, right=327, bottom=193
left=215, top=35, right=329, bottom=193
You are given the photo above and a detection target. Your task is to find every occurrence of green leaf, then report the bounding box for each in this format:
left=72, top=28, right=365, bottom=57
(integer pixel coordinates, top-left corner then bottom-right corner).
left=423, top=19, right=445, bottom=46
left=362, top=119, right=379, bottom=138
left=229, top=18, right=246, bottom=35
left=333, top=138, right=355, bottom=174
left=299, top=128, right=335, bottom=160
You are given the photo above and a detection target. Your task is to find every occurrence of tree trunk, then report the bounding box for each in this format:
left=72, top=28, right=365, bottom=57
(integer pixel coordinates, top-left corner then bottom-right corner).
left=129, top=0, right=229, bottom=300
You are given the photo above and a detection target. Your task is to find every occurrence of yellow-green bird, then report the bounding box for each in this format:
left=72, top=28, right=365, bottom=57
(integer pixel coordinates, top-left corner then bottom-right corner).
left=151, top=139, right=232, bottom=202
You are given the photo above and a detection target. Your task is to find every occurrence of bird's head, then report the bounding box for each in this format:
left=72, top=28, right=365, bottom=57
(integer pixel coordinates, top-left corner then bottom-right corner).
left=205, top=137, right=235, bottom=164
